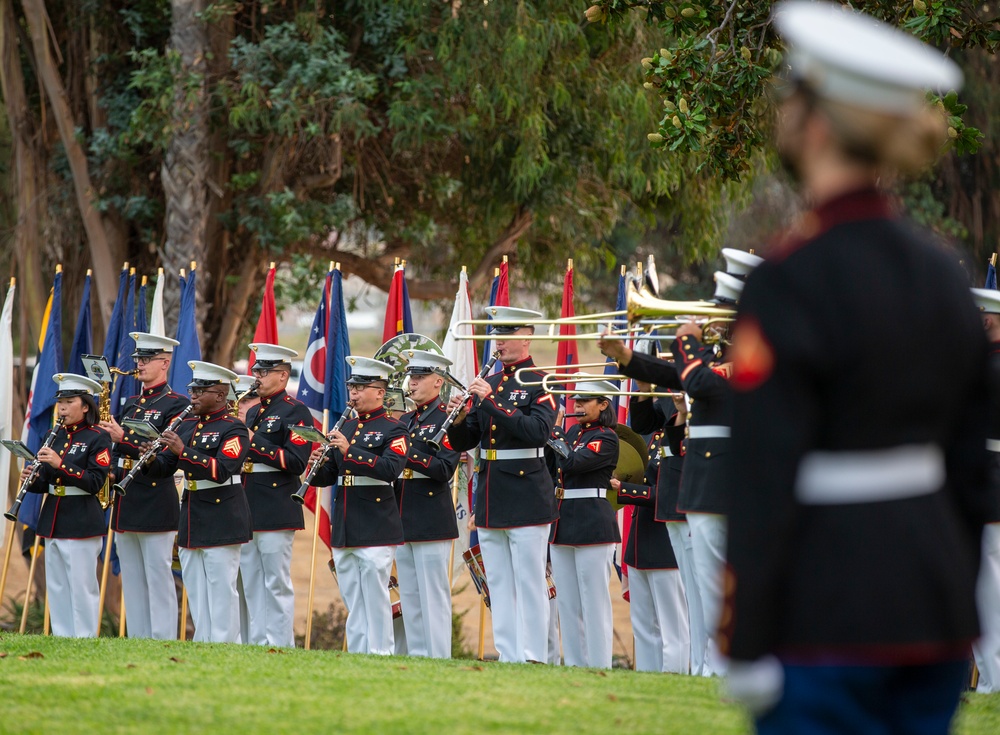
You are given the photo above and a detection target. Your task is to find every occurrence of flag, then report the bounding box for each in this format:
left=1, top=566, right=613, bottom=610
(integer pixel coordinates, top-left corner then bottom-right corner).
left=168, top=267, right=202, bottom=393
left=149, top=268, right=166, bottom=337
left=605, top=266, right=630, bottom=424
left=137, top=276, right=149, bottom=333
left=19, top=269, right=64, bottom=529
left=556, top=260, right=578, bottom=428
left=248, top=264, right=278, bottom=369
left=110, top=270, right=138, bottom=417
left=481, top=259, right=510, bottom=377
left=0, top=281, right=15, bottom=548
left=442, top=267, right=479, bottom=582
left=987, top=257, right=997, bottom=290
left=382, top=263, right=414, bottom=341
left=300, top=268, right=332, bottom=427
left=103, top=266, right=129, bottom=373
left=67, top=271, right=93, bottom=376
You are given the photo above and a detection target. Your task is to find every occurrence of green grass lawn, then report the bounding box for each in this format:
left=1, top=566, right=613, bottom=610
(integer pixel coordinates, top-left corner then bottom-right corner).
left=1, top=634, right=998, bottom=734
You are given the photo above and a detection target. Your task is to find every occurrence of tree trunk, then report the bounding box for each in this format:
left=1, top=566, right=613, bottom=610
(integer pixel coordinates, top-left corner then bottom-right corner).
left=19, top=0, right=116, bottom=329
left=160, top=0, right=210, bottom=343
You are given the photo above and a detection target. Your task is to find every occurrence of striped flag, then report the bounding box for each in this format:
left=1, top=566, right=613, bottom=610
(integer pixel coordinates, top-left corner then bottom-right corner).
left=0, top=280, right=15, bottom=549
left=382, top=262, right=414, bottom=341
left=249, top=264, right=278, bottom=369
left=556, top=260, right=578, bottom=428
left=301, top=267, right=332, bottom=427
left=481, top=259, right=510, bottom=377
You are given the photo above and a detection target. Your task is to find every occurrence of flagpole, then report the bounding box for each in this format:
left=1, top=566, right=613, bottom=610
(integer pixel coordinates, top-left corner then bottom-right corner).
left=43, top=591, right=50, bottom=635
left=447, top=466, right=461, bottom=592
left=179, top=586, right=188, bottom=640
left=119, top=587, right=126, bottom=637
left=19, top=535, right=42, bottom=633
left=96, top=516, right=114, bottom=636
left=0, top=278, right=15, bottom=612
left=303, top=405, right=330, bottom=651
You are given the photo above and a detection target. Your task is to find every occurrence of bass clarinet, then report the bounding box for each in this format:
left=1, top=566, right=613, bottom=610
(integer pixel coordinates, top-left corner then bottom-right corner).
left=291, top=401, right=356, bottom=505
left=5, top=418, right=66, bottom=522
left=427, top=350, right=500, bottom=451
left=112, top=404, right=195, bottom=496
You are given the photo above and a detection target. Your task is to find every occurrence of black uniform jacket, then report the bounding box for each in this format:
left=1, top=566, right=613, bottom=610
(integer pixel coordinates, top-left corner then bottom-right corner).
left=724, top=187, right=997, bottom=663
left=244, top=390, right=312, bottom=531
left=27, top=422, right=111, bottom=539
left=617, top=433, right=679, bottom=570
left=447, top=357, right=558, bottom=529
left=112, top=381, right=190, bottom=533
left=549, top=423, right=620, bottom=545
left=312, top=406, right=407, bottom=548
left=145, top=408, right=252, bottom=549
left=628, top=396, right=687, bottom=522
left=397, top=400, right=460, bottom=542
left=620, top=346, right=734, bottom=514
left=987, top=341, right=1000, bottom=523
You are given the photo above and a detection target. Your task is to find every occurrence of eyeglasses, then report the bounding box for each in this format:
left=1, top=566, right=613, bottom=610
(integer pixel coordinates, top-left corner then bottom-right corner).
left=251, top=368, right=272, bottom=377
left=190, top=387, right=227, bottom=397
left=134, top=356, right=167, bottom=366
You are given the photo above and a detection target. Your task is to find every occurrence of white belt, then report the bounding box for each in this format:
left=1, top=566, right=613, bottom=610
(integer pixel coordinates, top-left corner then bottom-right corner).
left=186, top=476, right=242, bottom=492
left=480, top=447, right=545, bottom=461
left=687, top=425, right=730, bottom=439
left=657, top=446, right=673, bottom=459
left=341, top=475, right=391, bottom=487
left=560, top=487, right=605, bottom=500
left=247, top=463, right=280, bottom=473
left=48, top=485, right=89, bottom=497
left=794, top=443, right=944, bottom=505
left=987, top=439, right=1000, bottom=453
left=399, top=469, right=430, bottom=480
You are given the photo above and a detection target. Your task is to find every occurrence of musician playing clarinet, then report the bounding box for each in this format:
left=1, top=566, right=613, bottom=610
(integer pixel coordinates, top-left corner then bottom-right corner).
left=446, top=306, right=559, bottom=664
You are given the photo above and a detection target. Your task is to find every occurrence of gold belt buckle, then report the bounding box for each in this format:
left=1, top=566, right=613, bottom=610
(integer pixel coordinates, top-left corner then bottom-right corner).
left=555, top=486, right=564, bottom=500
left=187, top=479, right=198, bottom=492
left=122, top=458, right=133, bottom=471
left=483, top=449, right=497, bottom=461
left=401, top=469, right=413, bottom=480
left=342, top=476, right=354, bottom=487
left=53, top=484, right=65, bottom=497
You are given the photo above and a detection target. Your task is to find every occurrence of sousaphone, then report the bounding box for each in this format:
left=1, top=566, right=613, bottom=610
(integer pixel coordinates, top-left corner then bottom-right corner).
left=373, top=333, right=445, bottom=413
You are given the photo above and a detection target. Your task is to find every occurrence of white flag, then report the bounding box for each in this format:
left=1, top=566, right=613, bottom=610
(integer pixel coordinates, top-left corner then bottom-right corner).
left=149, top=268, right=166, bottom=337
left=442, top=268, right=479, bottom=585
left=0, top=282, right=15, bottom=548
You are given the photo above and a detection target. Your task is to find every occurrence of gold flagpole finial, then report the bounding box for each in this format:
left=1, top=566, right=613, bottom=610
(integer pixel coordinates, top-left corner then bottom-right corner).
left=269, top=261, right=276, bottom=270
left=620, top=265, right=626, bottom=277
left=335, top=261, right=342, bottom=271
left=394, top=257, right=401, bottom=267
left=179, top=268, right=187, bottom=278
left=991, top=253, right=997, bottom=267
left=190, top=261, right=197, bottom=271
left=158, top=267, right=164, bottom=277
left=86, top=269, right=93, bottom=277
left=567, top=259, right=573, bottom=271
left=141, top=275, right=148, bottom=287
left=129, top=267, right=136, bottom=276
left=636, top=261, right=643, bottom=279
left=502, top=255, right=508, bottom=264
left=461, top=265, right=467, bottom=274
left=9, top=277, right=15, bottom=288
left=494, top=267, right=500, bottom=278
left=122, top=262, right=129, bottom=272
left=328, top=260, right=335, bottom=272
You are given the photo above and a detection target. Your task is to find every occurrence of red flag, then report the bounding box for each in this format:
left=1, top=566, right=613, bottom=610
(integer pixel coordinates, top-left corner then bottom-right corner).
left=383, top=263, right=414, bottom=341
left=248, top=264, right=278, bottom=369
left=496, top=258, right=510, bottom=307
left=556, top=260, right=578, bottom=428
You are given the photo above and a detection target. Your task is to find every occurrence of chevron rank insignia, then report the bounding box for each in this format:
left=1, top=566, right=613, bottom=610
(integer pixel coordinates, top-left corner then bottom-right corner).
left=96, top=449, right=111, bottom=467
left=586, top=440, right=602, bottom=453
left=389, top=437, right=408, bottom=456
left=221, top=437, right=243, bottom=459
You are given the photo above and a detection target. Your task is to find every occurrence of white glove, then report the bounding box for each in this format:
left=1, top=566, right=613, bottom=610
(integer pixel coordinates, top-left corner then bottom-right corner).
left=724, top=655, right=784, bottom=717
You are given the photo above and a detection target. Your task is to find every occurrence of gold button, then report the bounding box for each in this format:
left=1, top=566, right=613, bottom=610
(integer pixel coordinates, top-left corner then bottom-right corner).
left=705, top=451, right=712, bottom=458
left=140, top=398, right=146, bottom=404
left=272, top=483, right=278, bottom=488
left=357, top=423, right=364, bottom=429
left=376, top=497, right=381, bottom=502
left=367, top=443, right=373, bottom=447
left=197, top=423, right=204, bottom=429
left=151, top=482, right=156, bottom=487
left=215, top=499, right=220, bottom=504
left=490, top=439, right=496, bottom=445
left=502, top=376, right=508, bottom=382
left=518, top=471, right=524, bottom=476
left=428, top=492, right=434, bottom=496
left=351, top=440, right=356, bottom=444
left=491, top=425, right=497, bottom=430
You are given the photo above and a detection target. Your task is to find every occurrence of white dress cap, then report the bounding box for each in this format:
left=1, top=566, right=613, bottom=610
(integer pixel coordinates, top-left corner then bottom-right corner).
left=188, top=360, right=239, bottom=387
left=52, top=373, right=102, bottom=397
left=404, top=350, right=454, bottom=374
left=249, top=343, right=299, bottom=367
left=971, top=288, right=1000, bottom=315
left=345, top=356, right=393, bottom=385
left=712, top=272, right=746, bottom=305
left=570, top=379, right=622, bottom=400
left=722, top=248, right=764, bottom=278
left=130, top=331, right=180, bottom=357
left=229, top=374, right=258, bottom=401
left=483, top=306, right=543, bottom=334
left=774, top=1, right=963, bottom=115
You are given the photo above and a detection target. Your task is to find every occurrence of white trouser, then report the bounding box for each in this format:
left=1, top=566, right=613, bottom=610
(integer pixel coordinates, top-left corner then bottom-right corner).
left=333, top=545, right=395, bottom=655
left=239, top=530, right=296, bottom=647
left=687, top=512, right=728, bottom=676
left=668, top=521, right=706, bottom=675
left=117, top=531, right=178, bottom=640
left=395, top=540, right=453, bottom=658
left=478, top=524, right=551, bottom=663
left=179, top=545, right=243, bottom=643
left=550, top=544, right=615, bottom=668
left=628, top=566, right=690, bottom=673
left=46, top=537, right=102, bottom=638
left=975, top=522, right=1000, bottom=692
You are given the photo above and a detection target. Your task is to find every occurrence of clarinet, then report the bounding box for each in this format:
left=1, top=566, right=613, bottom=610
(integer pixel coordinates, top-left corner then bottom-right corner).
left=427, top=351, right=500, bottom=451
left=112, top=404, right=195, bottom=496
left=5, top=418, right=66, bottom=522
left=291, top=401, right=356, bottom=505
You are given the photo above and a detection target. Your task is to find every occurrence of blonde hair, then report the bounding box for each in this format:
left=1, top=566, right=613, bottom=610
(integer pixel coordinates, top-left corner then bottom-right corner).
left=818, top=97, right=949, bottom=177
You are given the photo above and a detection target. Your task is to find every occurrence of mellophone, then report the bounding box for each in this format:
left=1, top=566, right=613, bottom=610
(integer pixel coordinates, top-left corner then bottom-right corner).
left=4, top=418, right=65, bottom=522
left=112, top=404, right=195, bottom=495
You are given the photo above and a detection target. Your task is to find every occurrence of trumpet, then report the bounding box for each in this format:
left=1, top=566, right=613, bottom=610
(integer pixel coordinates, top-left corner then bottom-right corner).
left=541, top=373, right=684, bottom=399
left=427, top=350, right=500, bottom=451
left=5, top=418, right=65, bottom=522
left=291, top=401, right=356, bottom=505
left=113, top=405, right=195, bottom=496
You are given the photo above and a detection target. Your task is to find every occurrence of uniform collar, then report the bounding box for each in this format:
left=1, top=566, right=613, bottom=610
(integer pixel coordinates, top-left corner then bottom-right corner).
left=502, top=356, right=534, bottom=375
left=142, top=381, right=168, bottom=397
left=259, top=389, right=286, bottom=408
left=358, top=406, right=386, bottom=421
left=199, top=407, right=229, bottom=421
left=64, top=422, right=82, bottom=434
left=416, top=397, right=443, bottom=416
left=773, top=186, right=896, bottom=259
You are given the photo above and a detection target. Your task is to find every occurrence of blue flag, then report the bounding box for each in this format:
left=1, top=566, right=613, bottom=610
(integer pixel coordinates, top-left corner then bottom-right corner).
left=400, top=272, right=414, bottom=334
left=604, top=268, right=628, bottom=418
left=103, top=267, right=128, bottom=369
left=20, top=271, right=64, bottom=529
left=110, top=271, right=138, bottom=417
left=987, top=261, right=997, bottom=290
left=169, top=269, right=202, bottom=393
left=301, top=270, right=332, bottom=426
left=137, top=277, right=149, bottom=333
left=68, top=272, right=93, bottom=376
left=324, top=268, right=351, bottom=417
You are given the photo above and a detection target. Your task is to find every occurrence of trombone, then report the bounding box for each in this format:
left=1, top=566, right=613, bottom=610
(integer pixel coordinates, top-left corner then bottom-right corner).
left=540, top=373, right=684, bottom=399
left=514, top=362, right=618, bottom=387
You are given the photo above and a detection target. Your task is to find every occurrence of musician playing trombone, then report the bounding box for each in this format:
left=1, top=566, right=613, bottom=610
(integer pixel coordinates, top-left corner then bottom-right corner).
left=394, top=350, right=461, bottom=658
left=99, top=331, right=189, bottom=640
left=20, top=374, right=111, bottom=637
left=240, top=343, right=313, bottom=648
left=446, top=306, right=559, bottom=664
